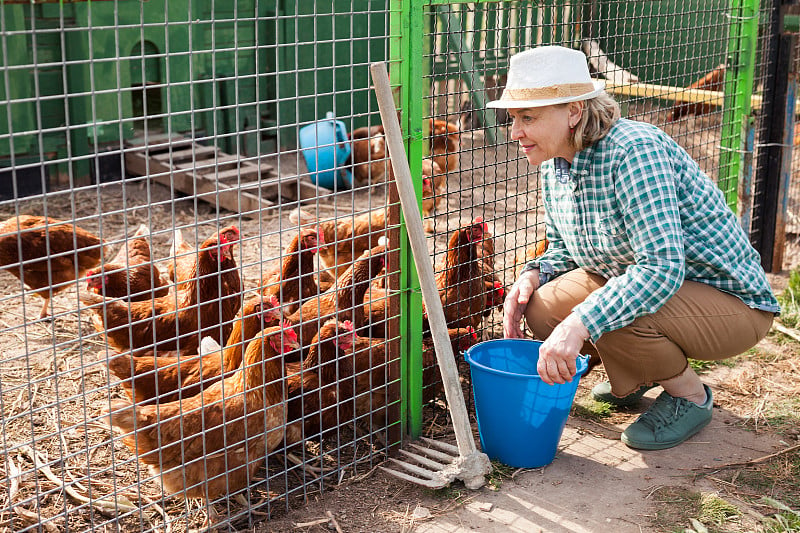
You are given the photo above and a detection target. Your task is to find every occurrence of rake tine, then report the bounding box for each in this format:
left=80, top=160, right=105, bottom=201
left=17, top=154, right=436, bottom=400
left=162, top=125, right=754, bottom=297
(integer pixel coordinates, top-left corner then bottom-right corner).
left=379, top=466, right=448, bottom=489
left=386, top=458, right=443, bottom=480
left=408, top=443, right=457, bottom=463
left=419, top=437, right=460, bottom=454
left=398, top=449, right=449, bottom=470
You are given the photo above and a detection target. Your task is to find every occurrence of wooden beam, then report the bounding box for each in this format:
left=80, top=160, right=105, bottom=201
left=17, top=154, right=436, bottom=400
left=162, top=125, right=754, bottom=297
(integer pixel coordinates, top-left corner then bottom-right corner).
left=604, top=81, right=765, bottom=109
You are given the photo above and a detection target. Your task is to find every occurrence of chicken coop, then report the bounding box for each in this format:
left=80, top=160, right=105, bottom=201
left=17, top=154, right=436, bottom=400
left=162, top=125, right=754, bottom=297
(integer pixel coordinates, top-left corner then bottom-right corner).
left=0, top=0, right=797, bottom=530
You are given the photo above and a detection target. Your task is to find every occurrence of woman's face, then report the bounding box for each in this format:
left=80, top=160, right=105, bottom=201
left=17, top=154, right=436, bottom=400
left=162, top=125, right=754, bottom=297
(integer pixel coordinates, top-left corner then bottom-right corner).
left=508, top=103, right=582, bottom=165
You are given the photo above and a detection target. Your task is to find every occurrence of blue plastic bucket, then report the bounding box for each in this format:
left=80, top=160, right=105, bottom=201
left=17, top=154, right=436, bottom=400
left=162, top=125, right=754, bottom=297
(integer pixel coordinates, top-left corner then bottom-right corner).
left=298, top=112, right=353, bottom=190
left=465, top=339, right=589, bottom=468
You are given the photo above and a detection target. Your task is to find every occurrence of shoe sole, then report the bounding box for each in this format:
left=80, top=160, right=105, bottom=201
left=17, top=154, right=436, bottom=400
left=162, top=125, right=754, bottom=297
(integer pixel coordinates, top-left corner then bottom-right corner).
left=591, top=385, right=657, bottom=408
left=620, top=416, right=712, bottom=450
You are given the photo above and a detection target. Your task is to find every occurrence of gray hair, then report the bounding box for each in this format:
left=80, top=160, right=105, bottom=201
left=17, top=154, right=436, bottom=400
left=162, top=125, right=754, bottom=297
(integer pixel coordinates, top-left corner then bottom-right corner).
left=571, top=91, right=620, bottom=151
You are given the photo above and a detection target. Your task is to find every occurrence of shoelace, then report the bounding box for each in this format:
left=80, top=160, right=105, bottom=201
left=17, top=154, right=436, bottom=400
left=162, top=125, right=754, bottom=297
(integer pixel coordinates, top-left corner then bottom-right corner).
left=638, top=395, right=688, bottom=429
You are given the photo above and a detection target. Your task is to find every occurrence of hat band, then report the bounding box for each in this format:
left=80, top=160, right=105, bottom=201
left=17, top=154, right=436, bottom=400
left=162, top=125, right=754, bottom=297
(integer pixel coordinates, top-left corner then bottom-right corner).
left=502, top=83, right=596, bottom=101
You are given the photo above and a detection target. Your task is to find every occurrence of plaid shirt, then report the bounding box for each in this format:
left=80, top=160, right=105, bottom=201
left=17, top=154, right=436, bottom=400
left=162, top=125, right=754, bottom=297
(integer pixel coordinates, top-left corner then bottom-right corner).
left=525, top=118, right=779, bottom=341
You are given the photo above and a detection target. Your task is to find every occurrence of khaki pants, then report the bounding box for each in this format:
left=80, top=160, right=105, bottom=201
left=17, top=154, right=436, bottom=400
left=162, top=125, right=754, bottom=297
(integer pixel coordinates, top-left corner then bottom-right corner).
left=524, top=269, right=774, bottom=397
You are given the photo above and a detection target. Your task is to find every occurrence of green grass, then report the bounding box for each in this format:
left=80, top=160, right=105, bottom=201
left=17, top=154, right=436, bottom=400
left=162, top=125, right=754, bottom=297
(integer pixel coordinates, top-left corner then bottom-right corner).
left=777, top=269, right=800, bottom=330
left=698, top=493, right=741, bottom=527
left=486, top=460, right=515, bottom=490
left=761, top=498, right=800, bottom=533
left=764, top=396, right=800, bottom=436
left=652, top=489, right=746, bottom=533
left=571, top=398, right=613, bottom=420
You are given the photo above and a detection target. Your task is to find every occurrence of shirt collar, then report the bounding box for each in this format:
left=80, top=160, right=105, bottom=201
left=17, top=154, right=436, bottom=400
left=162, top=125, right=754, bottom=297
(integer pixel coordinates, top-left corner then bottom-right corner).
left=553, top=157, right=571, bottom=183
left=570, top=141, right=596, bottom=177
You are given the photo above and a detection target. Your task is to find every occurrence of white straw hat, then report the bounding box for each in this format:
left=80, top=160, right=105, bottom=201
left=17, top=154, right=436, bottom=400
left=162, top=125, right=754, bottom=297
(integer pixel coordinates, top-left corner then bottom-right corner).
left=487, top=46, right=605, bottom=109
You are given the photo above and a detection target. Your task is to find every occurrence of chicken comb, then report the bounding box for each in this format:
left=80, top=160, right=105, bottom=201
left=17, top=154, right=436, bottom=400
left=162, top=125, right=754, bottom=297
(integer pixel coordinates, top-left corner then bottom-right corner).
left=341, top=320, right=355, bottom=332
left=467, top=326, right=478, bottom=340
left=219, top=225, right=240, bottom=244
left=281, top=323, right=299, bottom=342
left=268, top=294, right=281, bottom=308
left=493, top=281, right=505, bottom=298
left=473, top=216, right=489, bottom=234
left=422, top=177, right=432, bottom=187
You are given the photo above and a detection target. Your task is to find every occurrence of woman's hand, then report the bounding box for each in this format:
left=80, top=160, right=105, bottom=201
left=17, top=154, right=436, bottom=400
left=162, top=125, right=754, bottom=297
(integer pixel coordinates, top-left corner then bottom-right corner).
left=538, top=313, right=590, bottom=385
left=503, top=270, right=539, bottom=339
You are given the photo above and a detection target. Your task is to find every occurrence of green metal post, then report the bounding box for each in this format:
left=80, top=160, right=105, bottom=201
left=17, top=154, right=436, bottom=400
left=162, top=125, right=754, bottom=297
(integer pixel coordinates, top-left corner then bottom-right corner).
left=391, top=0, right=425, bottom=439
left=719, top=0, right=760, bottom=211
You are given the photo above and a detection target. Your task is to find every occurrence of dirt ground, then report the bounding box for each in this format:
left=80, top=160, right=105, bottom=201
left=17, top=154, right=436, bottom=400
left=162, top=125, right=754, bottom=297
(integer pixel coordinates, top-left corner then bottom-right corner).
left=259, top=330, right=800, bottom=533
left=1, top=108, right=798, bottom=532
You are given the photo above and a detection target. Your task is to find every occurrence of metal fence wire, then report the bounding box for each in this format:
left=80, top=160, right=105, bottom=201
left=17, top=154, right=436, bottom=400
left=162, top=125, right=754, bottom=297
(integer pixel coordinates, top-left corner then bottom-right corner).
left=0, top=0, right=793, bottom=530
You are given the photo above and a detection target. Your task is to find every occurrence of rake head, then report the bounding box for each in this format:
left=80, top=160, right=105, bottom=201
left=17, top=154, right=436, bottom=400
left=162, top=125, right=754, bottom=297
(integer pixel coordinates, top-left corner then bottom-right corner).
left=380, top=437, right=491, bottom=489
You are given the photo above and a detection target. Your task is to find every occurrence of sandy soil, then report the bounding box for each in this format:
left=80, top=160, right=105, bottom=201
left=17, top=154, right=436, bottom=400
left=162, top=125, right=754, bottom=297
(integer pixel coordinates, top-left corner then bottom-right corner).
left=0, top=107, right=797, bottom=532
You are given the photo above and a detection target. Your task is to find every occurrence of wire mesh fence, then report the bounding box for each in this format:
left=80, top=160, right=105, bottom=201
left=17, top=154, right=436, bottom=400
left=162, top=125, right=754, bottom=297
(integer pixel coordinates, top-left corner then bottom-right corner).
left=0, top=0, right=794, bottom=530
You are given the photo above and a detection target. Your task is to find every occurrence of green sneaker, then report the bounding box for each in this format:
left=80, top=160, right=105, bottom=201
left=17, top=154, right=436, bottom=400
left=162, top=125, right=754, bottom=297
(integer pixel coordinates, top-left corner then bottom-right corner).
left=621, top=385, right=713, bottom=450
left=591, top=381, right=657, bottom=407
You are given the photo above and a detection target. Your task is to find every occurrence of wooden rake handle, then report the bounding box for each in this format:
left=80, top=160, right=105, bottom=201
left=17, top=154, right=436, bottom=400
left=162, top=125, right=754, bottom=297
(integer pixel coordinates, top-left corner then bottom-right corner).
left=369, top=62, right=477, bottom=459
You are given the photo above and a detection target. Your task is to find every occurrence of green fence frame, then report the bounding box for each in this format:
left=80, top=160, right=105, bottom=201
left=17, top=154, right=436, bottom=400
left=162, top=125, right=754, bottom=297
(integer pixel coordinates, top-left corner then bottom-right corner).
left=390, top=0, right=761, bottom=439
left=719, top=0, right=762, bottom=212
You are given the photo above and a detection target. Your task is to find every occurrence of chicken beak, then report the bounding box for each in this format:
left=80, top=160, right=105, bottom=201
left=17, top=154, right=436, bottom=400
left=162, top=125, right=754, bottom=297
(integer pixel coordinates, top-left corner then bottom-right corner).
left=285, top=338, right=301, bottom=351
left=220, top=244, right=233, bottom=262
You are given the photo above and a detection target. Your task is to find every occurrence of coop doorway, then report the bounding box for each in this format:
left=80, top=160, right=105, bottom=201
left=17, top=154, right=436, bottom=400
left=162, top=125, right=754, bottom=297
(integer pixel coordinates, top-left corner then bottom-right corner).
left=130, top=40, right=163, bottom=133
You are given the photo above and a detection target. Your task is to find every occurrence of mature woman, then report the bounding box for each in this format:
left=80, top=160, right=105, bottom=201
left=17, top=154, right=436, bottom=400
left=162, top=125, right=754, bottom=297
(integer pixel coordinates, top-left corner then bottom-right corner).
left=494, top=46, right=779, bottom=450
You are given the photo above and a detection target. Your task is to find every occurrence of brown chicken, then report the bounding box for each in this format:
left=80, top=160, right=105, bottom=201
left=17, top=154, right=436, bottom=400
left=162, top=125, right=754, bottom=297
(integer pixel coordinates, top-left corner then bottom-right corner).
left=420, top=159, right=445, bottom=234
left=81, top=226, right=242, bottom=353
left=513, top=236, right=549, bottom=280
left=0, top=215, right=105, bottom=319
left=361, top=278, right=395, bottom=338
left=289, top=207, right=387, bottom=279
left=342, top=326, right=476, bottom=424
left=668, top=64, right=725, bottom=122
left=283, top=319, right=357, bottom=447
left=350, top=125, right=389, bottom=185
left=429, top=118, right=460, bottom=174
left=165, top=225, right=243, bottom=344
left=86, top=224, right=169, bottom=302
left=107, top=323, right=300, bottom=500
left=260, top=227, right=321, bottom=316
left=421, top=326, right=480, bottom=403
left=165, top=226, right=196, bottom=284
left=108, top=294, right=282, bottom=404
left=428, top=218, right=488, bottom=330
left=475, top=223, right=504, bottom=316
left=286, top=240, right=388, bottom=350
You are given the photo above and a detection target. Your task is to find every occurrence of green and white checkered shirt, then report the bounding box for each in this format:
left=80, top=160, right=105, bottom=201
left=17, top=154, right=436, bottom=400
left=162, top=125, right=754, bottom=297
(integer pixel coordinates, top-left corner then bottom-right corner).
left=525, top=118, right=779, bottom=341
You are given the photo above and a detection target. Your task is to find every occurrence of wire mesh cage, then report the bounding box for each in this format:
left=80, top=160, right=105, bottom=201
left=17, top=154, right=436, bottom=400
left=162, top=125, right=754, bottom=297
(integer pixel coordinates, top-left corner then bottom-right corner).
left=0, top=1, right=401, bottom=530
left=0, top=0, right=793, bottom=530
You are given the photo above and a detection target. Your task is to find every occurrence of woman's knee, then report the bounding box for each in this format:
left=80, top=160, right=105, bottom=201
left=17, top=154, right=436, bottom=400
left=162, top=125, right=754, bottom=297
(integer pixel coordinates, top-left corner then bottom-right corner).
left=524, top=269, right=606, bottom=339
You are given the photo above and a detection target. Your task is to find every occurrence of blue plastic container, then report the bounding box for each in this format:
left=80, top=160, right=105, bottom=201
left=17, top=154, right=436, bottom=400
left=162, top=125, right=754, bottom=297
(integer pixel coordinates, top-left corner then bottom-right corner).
left=298, top=112, right=353, bottom=190
left=465, top=339, right=589, bottom=468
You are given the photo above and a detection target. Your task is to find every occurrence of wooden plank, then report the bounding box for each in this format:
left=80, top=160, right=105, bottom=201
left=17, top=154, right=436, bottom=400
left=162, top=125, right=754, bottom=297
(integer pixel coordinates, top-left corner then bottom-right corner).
left=177, top=154, right=240, bottom=172
left=604, top=81, right=765, bottom=109
left=125, top=133, right=193, bottom=150
left=152, top=145, right=218, bottom=163
left=213, top=165, right=262, bottom=182
left=124, top=151, right=176, bottom=178
left=125, top=141, right=279, bottom=216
